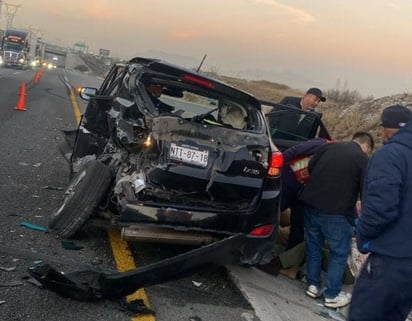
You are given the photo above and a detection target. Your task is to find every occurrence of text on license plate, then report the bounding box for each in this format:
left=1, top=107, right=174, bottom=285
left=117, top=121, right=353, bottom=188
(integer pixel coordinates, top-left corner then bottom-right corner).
left=169, top=143, right=209, bottom=167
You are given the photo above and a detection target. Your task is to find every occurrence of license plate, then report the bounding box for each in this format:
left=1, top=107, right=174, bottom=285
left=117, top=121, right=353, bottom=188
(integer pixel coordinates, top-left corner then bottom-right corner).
left=169, top=143, right=209, bottom=167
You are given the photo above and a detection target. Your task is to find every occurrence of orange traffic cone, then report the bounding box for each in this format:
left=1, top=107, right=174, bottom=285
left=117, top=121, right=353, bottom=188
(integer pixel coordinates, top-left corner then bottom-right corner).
left=15, top=82, right=27, bottom=111
left=34, top=72, right=40, bottom=84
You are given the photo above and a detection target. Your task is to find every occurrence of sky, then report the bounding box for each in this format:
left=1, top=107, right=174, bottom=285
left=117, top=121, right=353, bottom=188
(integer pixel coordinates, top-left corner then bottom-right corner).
left=6, top=0, right=412, bottom=97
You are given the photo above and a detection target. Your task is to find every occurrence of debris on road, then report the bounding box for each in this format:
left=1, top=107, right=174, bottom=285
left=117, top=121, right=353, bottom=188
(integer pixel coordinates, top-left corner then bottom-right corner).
left=61, top=240, right=84, bottom=251
left=120, top=299, right=154, bottom=316
left=40, top=186, right=64, bottom=191
left=28, top=234, right=245, bottom=301
left=0, top=266, right=17, bottom=272
left=0, top=280, right=24, bottom=287
left=20, top=221, right=48, bottom=232
left=192, top=280, right=202, bottom=287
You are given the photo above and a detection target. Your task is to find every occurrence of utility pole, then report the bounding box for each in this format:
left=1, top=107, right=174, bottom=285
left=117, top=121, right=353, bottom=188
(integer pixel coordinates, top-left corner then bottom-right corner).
left=3, top=2, right=22, bottom=29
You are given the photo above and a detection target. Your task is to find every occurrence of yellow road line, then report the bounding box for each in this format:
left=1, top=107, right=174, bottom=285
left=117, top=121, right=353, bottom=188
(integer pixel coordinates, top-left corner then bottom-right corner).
left=108, top=228, right=154, bottom=321
left=68, top=87, right=154, bottom=321
left=68, top=87, right=82, bottom=124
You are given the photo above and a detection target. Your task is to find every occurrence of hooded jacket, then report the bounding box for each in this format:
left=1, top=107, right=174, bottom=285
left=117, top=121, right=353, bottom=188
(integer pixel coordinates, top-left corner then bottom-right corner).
left=357, top=120, right=412, bottom=257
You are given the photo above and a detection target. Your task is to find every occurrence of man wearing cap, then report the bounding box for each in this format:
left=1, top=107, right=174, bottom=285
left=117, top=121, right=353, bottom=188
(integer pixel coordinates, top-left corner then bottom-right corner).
left=280, top=87, right=326, bottom=112
left=349, top=104, right=412, bottom=321
left=278, top=88, right=327, bottom=250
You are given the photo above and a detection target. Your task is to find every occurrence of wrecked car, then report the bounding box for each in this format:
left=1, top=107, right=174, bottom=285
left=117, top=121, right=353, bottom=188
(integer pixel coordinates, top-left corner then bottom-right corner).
left=50, top=57, right=283, bottom=265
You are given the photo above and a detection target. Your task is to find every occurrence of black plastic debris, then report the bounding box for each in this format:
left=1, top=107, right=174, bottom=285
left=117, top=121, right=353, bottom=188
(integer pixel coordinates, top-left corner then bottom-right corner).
left=120, top=299, right=154, bottom=315
left=28, top=233, right=245, bottom=301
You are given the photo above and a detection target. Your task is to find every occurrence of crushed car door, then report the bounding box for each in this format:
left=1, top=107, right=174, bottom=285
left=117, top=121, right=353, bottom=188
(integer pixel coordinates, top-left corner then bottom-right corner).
left=71, top=64, right=127, bottom=166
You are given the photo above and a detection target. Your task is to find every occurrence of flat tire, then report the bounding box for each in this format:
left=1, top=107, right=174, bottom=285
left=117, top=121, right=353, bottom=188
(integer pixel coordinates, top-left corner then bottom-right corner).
left=48, top=160, right=112, bottom=238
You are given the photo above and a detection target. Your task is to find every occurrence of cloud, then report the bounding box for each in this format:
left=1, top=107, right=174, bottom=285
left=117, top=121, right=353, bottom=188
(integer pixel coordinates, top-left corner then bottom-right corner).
left=42, top=0, right=130, bottom=21
left=251, top=0, right=316, bottom=22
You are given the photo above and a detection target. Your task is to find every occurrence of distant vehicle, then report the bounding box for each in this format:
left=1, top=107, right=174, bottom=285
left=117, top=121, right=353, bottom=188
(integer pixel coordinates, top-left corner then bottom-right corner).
left=1, top=28, right=31, bottom=69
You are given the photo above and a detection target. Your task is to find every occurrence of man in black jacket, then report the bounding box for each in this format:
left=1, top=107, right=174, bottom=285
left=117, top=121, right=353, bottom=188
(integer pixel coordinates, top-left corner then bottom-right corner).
left=278, top=87, right=326, bottom=249
left=280, top=87, right=326, bottom=112
left=299, top=132, right=374, bottom=308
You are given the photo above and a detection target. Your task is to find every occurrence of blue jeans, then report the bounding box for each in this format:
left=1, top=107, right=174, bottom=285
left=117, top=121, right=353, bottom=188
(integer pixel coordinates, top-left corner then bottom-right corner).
left=304, top=206, right=353, bottom=298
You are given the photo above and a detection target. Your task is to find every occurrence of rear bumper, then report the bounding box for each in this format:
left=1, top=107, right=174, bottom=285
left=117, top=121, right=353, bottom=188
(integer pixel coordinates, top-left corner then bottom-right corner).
left=117, top=196, right=279, bottom=265
left=118, top=192, right=280, bottom=237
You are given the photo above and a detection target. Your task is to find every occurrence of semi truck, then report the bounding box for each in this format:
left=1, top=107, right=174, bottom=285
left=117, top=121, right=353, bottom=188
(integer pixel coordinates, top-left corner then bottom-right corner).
left=0, top=28, right=31, bottom=69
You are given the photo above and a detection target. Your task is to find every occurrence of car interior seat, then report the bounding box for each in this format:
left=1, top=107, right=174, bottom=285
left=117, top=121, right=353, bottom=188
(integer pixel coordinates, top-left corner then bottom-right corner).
left=219, top=101, right=247, bottom=129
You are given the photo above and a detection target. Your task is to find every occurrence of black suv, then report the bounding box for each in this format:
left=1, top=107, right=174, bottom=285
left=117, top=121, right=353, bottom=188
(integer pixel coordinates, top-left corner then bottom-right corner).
left=50, top=57, right=283, bottom=264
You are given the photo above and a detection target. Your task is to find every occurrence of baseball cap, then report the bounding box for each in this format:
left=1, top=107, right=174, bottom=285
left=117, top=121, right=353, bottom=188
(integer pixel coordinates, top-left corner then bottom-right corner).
left=306, top=88, right=326, bottom=102
left=380, top=104, right=412, bottom=128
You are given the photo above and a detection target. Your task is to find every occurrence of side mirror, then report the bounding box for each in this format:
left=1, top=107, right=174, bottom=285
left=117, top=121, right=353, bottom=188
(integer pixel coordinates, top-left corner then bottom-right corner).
left=78, top=87, right=98, bottom=101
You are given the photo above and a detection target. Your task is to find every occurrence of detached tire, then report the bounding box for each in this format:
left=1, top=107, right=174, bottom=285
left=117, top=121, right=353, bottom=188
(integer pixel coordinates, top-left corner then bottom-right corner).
left=49, top=160, right=112, bottom=238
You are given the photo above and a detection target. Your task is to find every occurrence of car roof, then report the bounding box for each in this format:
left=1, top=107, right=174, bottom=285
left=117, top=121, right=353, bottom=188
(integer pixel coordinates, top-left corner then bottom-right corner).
left=128, top=57, right=262, bottom=111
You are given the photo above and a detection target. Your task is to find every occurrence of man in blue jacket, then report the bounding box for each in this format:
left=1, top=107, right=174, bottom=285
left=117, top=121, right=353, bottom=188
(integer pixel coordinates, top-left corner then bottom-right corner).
left=349, top=104, right=412, bottom=321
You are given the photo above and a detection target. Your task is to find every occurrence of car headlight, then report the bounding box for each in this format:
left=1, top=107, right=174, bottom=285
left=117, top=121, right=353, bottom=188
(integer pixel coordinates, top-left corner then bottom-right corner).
left=18, top=58, right=25, bottom=63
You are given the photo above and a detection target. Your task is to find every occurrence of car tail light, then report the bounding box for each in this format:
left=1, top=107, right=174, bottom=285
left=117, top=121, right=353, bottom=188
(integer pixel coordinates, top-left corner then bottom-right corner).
left=249, top=224, right=274, bottom=237
left=181, top=73, right=215, bottom=89
left=267, top=151, right=283, bottom=176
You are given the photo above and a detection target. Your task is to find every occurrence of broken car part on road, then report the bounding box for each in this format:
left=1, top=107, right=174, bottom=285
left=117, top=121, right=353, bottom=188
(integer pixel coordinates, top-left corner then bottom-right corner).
left=28, top=233, right=245, bottom=301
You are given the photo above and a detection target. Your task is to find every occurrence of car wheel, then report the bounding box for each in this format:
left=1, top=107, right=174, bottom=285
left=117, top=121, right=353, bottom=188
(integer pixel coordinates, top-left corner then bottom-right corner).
left=48, top=160, right=112, bottom=238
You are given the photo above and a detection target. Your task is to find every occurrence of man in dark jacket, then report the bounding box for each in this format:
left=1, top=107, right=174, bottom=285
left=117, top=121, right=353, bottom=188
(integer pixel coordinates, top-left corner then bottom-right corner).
left=300, top=132, right=374, bottom=308
left=280, top=87, right=326, bottom=112
left=258, top=138, right=329, bottom=276
left=281, top=137, right=329, bottom=249
left=349, top=105, right=412, bottom=321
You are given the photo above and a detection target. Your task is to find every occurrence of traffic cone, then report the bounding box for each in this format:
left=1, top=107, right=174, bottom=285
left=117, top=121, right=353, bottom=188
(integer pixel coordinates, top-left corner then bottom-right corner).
left=34, top=72, right=40, bottom=84
left=15, top=82, right=27, bottom=111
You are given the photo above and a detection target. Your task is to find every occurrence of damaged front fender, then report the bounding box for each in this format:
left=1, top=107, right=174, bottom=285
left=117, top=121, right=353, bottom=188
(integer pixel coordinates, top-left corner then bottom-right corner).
left=28, top=233, right=246, bottom=301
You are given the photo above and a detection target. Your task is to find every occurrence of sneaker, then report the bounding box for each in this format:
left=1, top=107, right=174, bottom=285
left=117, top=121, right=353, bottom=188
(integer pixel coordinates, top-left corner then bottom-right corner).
left=306, top=285, right=322, bottom=298
left=324, top=291, right=351, bottom=308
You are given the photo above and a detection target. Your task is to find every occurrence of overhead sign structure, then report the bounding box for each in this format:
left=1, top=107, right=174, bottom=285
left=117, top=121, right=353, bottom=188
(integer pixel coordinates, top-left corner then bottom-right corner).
left=99, top=48, right=110, bottom=57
